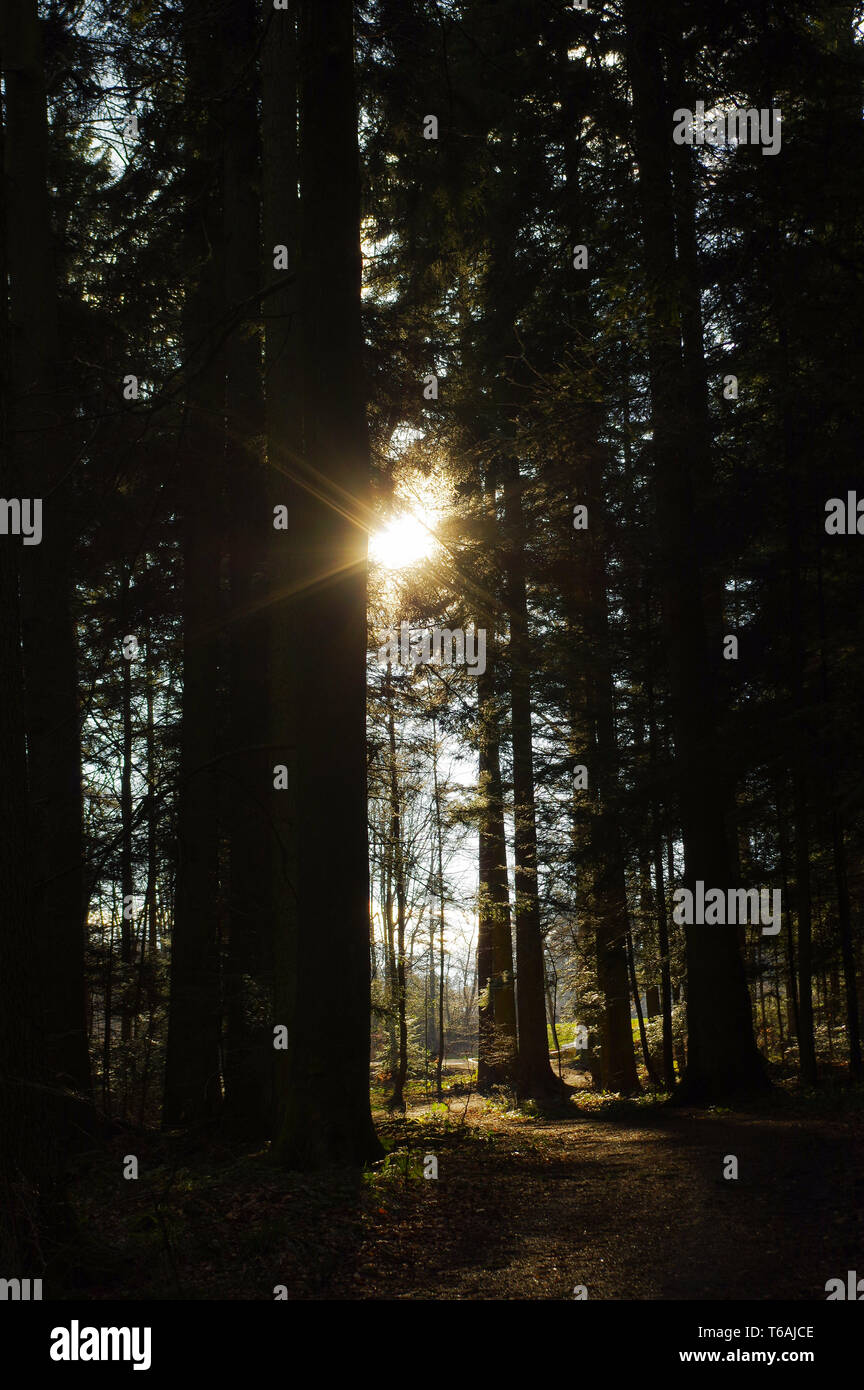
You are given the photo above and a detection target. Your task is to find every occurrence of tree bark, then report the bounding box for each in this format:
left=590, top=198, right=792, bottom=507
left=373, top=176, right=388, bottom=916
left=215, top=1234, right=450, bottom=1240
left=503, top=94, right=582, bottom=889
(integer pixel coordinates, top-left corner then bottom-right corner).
left=4, top=0, right=92, bottom=1124
left=221, top=0, right=274, bottom=1138
left=505, top=461, right=569, bottom=1100
left=386, top=672, right=408, bottom=1112
left=431, top=711, right=449, bottom=1101
left=476, top=484, right=517, bottom=1090
left=163, top=0, right=224, bottom=1127
left=0, top=44, right=46, bottom=1263
left=584, top=452, right=640, bottom=1094
left=261, top=0, right=302, bottom=1143
left=624, top=0, right=766, bottom=1102
left=272, top=0, right=380, bottom=1166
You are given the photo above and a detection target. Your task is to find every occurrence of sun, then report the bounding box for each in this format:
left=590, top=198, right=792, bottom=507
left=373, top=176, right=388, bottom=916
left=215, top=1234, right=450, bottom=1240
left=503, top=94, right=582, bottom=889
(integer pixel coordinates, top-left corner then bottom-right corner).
left=369, top=510, right=437, bottom=571
left=369, top=462, right=450, bottom=574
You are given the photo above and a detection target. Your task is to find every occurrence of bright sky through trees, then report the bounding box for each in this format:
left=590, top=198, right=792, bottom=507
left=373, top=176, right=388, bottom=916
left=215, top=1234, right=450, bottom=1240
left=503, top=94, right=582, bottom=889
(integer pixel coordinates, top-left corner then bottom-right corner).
left=369, top=510, right=435, bottom=569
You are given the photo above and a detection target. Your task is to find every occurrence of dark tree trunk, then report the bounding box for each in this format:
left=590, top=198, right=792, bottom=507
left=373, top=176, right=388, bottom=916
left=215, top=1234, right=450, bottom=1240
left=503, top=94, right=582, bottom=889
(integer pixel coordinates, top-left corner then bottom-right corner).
left=624, top=0, right=766, bottom=1102
left=144, top=629, right=158, bottom=957
left=0, top=61, right=45, bottom=1264
left=646, top=660, right=677, bottom=1090
left=119, top=587, right=134, bottom=1116
left=584, top=453, right=640, bottom=1094
left=776, top=788, right=800, bottom=1044
left=476, top=487, right=517, bottom=1090
left=476, top=696, right=517, bottom=1090
left=120, top=574, right=134, bottom=1090
left=432, top=712, right=448, bottom=1101
left=627, top=931, right=658, bottom=1086
left=382, top=852, right=398, bottom=1079
left=386, top=675, right=408, bottom=1112
left=272, top=0, right=380, bottom=1166
left=504, top=462, right=569, bottom=1100
left=222, top=0, right=273, bottom=1138
left=816, top=556, right=862, bottom=1080
left=1, top=0, right=89, bottom=1276
left=557, top=87, right=636, bottom=1094
left=163, top=0, right=224, bottom=1128
left=792, top=761, right=817, bottom=1085
left=261, top=0, right=302, bottom=1141
left=4, top=0, right=92, bottom=1125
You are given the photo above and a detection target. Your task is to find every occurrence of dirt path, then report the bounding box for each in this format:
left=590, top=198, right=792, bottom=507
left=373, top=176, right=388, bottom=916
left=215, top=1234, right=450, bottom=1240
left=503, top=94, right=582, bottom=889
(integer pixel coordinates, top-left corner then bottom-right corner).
left=342, top=1091, right=863, bottom=1300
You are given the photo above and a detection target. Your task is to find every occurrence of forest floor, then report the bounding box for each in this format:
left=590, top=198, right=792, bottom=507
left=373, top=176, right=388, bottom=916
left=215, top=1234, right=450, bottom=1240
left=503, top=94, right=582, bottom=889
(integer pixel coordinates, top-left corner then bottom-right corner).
left=62, top=1068, right=864, bottom=1300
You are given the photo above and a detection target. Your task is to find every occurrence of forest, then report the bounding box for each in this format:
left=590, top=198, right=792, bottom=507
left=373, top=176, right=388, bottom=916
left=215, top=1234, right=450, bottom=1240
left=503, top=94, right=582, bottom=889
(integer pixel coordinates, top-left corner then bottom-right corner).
left=1, top=0, right=863, bottom=1316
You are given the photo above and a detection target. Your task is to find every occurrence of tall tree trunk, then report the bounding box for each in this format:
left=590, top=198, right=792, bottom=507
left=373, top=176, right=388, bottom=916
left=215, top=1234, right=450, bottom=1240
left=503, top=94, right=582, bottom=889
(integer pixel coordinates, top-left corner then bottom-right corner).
left=382, top=850, right=398, bottom=1078
left=272, top=0, right=380, bottom=1166
left=120, top=573, right=134, bottom=1074
left=163, top=0, right=224, bottom=1127
left=426, top=898, right=438, bottom=1067
left=627, top=931, right=657, bottom=1085
left=222, top=0, right=273, bottom=1137
left=432, top=712, right=448, bottom=1101
left=476, top=489, right=517, bottom=1090
left=119, top=584, right=134, bottom=1117
left=505, top=462, right=569, bottom=1100
left=584, top=453, right=639, bottom=1094
left=646, top=652, right=676, bottom=1089
left=816, top=555, right=862, bottom=1080
left=144, top=628, right=158, bottom=957
left=780, top=251, right=817, bottom=1089
left=261, top=0, right=302, bottom=1142
left=776, top=787, right=800, bottom=1044
left=0, top=56, right=47, bottom=1265
left=476, top=698, right=517, bottom=1089
left=624, top=0, right=766, bottom=1102
left=386, top=672, right=408, bottom=1112
left=558, top=84, right=636, bottom=1094
left=4, top=0, right=93, bottom=1126
left=1, top=1, right=87, bottom=1273
left=101, top=890, right=114, bottom=1115
left=791, top=745, right=817, bottom=1086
